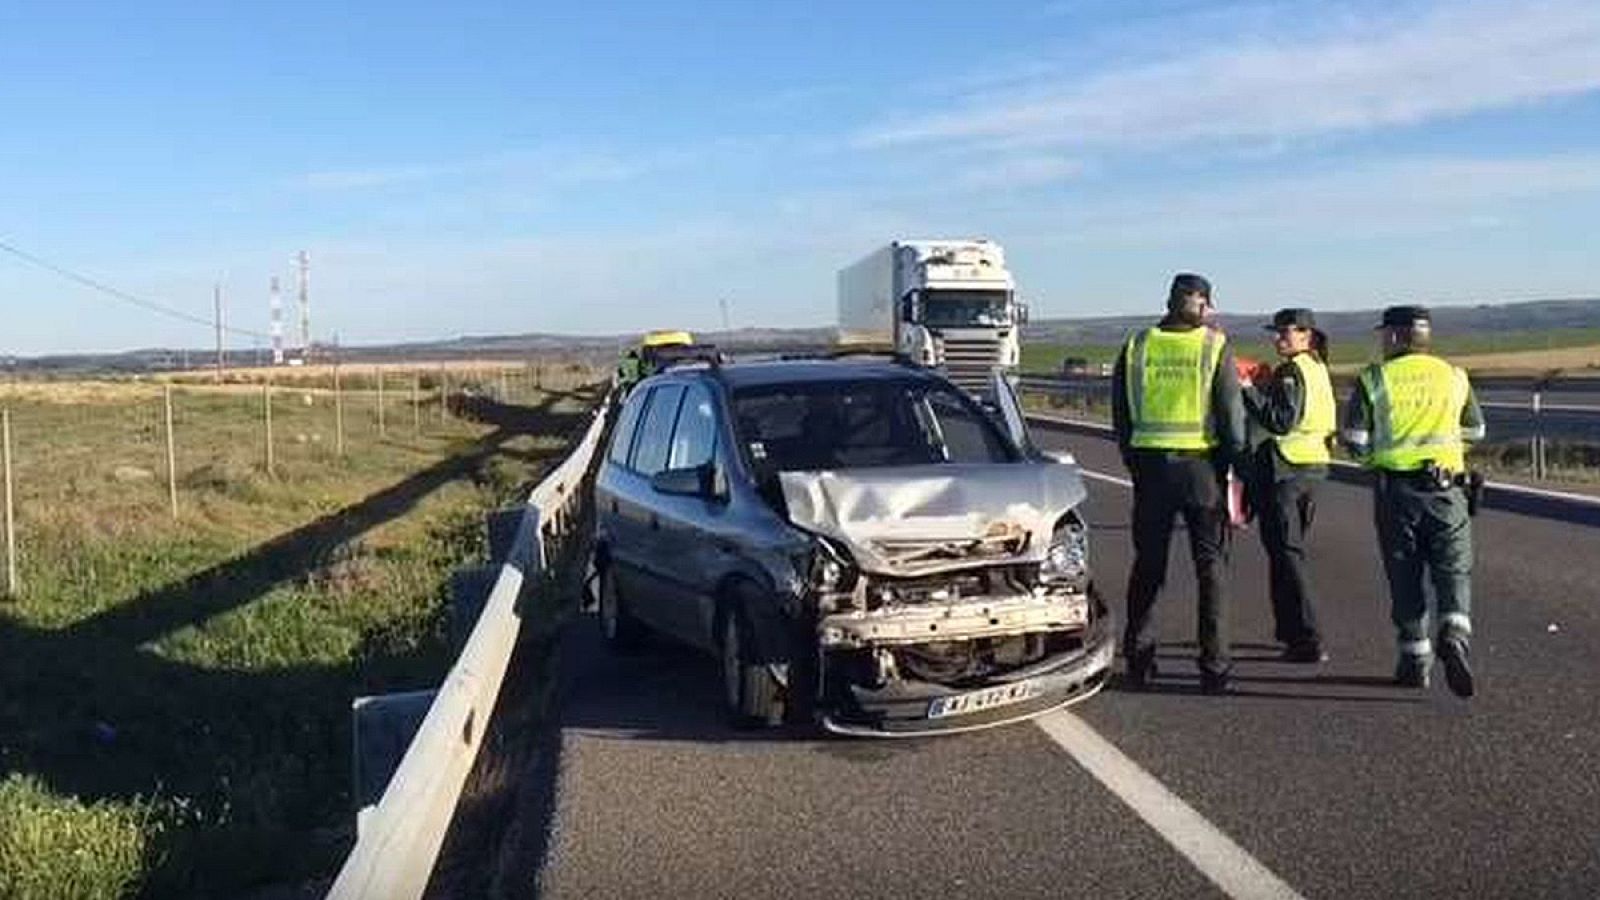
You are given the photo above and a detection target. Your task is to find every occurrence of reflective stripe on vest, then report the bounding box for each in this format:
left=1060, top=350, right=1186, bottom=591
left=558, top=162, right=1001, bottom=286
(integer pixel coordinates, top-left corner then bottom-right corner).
left=1125, top=327, right=1224, bottom=450
left=1360, top=354, right=1470, bottom=472
left=1274, top=353, right=1335, bottom=465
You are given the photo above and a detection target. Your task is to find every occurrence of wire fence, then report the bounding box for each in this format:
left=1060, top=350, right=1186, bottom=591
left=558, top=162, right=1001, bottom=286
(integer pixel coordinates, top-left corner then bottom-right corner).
left=0, top=362, right=600, bottom=598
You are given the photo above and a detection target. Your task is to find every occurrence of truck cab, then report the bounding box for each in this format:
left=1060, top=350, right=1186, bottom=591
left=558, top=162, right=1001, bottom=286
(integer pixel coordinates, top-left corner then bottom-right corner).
left=838, top=239, right=1026, bottom=399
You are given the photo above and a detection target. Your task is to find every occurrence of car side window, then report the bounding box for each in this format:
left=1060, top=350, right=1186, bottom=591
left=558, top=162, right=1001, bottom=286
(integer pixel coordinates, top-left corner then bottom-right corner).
left=668, top=383, right=718, bottom=470
left=630, top=384, right=685, bottom=476
left=608, top=388, right=650, bottom=467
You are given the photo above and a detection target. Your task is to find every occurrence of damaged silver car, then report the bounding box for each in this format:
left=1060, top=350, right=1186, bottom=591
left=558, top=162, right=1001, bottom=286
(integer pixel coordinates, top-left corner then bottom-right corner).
left=589, top=358, right=1112, bottom=736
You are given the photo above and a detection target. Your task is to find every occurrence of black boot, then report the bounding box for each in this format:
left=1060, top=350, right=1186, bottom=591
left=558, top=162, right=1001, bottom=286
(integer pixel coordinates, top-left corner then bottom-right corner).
left=1125, top=648, right=1158, bottom=691
left=1438, top=630, right=1475, bottom=698
left=1394, top=655, right=1431, bottom=689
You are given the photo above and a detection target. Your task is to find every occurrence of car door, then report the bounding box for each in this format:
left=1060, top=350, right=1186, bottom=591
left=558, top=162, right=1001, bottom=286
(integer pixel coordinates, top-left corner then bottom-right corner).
left=615, top=383, right=685, bottom=634
left=597, top=385, right=649, bottom=578
left=646, top=381, right=734, bottom=647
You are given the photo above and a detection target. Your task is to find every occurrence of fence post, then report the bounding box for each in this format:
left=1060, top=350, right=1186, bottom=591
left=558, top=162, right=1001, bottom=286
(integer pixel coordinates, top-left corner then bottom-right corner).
left=439, top=365, right=448, bottom=426
left=376, top=368, right=386, bottom=438
left=3, top=407, right=14, bottom=597
left=500, top=368, right=509, bottom=403
left=334, top=360, right=345, bottom=457
left=412, top=372, right=421, bottom=436
left=263, top=381, right=275, bottom=476
left=164, top=385, right=178, bottom=519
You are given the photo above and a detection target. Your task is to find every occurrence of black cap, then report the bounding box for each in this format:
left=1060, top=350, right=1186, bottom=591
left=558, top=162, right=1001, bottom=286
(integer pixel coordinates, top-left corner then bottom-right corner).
left=1377, top=305, right=1431, bottom=330
left=1265, top=307, right=1317, bottom=331
left=1169, top=273, right=1212, bottom=301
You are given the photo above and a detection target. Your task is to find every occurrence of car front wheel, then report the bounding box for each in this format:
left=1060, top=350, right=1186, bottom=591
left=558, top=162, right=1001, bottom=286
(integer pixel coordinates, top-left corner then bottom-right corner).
left=718, top=601, right=782, bottom=729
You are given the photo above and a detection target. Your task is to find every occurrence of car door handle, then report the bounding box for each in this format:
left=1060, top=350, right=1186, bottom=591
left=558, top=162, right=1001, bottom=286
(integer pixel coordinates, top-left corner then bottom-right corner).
left=610, top=499, right=619, bottom=515
left=649, top=515, right=660, bottom=531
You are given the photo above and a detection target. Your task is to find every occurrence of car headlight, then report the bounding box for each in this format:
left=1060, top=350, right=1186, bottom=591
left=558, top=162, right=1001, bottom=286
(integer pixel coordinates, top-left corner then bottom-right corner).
left=1040, top=516, right=1089, bottom=588
left=809, top=536, right=857, bottom=593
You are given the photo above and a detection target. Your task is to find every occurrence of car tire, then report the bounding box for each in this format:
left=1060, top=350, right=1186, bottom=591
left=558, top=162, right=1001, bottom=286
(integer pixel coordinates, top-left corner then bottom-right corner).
left=718, top=600, right=783, bottom=729
left=598, top=565, right=645, bottom=653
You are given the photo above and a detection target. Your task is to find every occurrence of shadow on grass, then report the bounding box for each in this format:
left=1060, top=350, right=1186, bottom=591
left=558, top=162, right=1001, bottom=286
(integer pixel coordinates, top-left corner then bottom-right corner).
left=0, top=385, right=605, bottom=897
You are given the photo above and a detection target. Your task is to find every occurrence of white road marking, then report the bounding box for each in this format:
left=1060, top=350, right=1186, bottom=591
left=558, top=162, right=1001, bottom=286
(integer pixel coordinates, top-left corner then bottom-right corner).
left=1056, top=455, right=1303, bottom=897
left=1035, top=711, right=1308, bottom=900
left=1080, top=468, right=1133, bottom=488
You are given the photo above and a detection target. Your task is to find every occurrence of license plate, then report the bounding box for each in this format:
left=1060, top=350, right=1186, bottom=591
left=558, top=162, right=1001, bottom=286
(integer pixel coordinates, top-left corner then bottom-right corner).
left=927, top=681, right=1037, bottom=719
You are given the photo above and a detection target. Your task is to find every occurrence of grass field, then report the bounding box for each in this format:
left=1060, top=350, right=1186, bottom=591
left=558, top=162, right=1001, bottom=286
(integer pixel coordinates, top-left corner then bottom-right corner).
left=1023, top=329, right=1600, bottom=375
left=0, top=377, right=603, bottom=898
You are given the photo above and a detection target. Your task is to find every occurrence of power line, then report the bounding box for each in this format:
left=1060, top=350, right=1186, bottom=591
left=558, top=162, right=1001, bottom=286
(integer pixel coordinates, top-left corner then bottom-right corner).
left=0, top=237, right=273, bottom=340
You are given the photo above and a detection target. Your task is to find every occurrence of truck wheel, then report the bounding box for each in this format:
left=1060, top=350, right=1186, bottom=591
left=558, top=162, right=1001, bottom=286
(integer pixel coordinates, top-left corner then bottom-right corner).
left=718, top=601, right=783, bottom=729
left=598, top=565, right=645, bottom=653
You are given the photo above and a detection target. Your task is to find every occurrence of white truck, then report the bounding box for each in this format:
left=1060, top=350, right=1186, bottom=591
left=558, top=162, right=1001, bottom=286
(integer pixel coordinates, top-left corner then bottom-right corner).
left=837, top=239, right=1025, bottom=395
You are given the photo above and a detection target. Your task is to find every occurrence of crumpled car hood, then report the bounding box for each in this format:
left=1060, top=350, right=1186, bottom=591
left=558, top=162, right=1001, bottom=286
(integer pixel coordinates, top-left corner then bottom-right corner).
left=779, top=463, right=1087, bottom=577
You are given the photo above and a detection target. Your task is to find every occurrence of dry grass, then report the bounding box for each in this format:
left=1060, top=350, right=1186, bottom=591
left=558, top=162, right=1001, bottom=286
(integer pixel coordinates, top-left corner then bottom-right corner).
left=0, top=377, right=604, bottom=897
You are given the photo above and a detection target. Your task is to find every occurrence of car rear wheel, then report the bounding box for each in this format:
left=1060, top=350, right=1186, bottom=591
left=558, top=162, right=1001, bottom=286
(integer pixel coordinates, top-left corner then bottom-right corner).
left=718, top=602, right=782, bottom=729
left=598, top=565, right=645, bottom=653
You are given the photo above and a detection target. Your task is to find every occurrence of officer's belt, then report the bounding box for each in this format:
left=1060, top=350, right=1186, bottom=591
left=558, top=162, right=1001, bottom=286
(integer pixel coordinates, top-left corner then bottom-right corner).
left=1376, top=468, right=1460, bottom=492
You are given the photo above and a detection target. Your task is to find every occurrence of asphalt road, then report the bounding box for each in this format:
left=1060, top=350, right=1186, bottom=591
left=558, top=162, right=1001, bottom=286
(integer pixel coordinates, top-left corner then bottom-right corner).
left=512, top=425, right=1600, bottom=900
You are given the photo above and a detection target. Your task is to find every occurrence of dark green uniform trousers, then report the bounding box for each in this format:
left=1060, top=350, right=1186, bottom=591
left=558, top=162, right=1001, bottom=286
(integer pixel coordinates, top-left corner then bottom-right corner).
left=1373, top=474, right=1473, bottom=658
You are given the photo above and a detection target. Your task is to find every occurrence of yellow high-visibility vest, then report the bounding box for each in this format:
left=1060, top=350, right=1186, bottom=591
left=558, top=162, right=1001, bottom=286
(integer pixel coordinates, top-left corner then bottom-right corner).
left=1274, top=353, right=1335, bottom=465
left=1359, top=353, right=1470, bottom=472
left=1125, top=327, right=1225, bottom=450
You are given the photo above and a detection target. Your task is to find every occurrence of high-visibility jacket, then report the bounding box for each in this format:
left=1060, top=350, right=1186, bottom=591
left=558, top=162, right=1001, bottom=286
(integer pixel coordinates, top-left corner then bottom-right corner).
left=1358, top=353, right=1471, bottom=472
left=1125, top=327, right=1225, bottom=450
left=1274, top=353, right=1335, bottom=465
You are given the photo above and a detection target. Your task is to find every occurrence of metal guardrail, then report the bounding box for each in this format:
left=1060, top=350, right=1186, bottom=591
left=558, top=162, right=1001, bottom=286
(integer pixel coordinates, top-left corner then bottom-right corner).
left=1021, top=373, right=1600, bottom=480
left=1024, top=410, right=1600, bottom=525
left=327, top=394, right=614, bottom=900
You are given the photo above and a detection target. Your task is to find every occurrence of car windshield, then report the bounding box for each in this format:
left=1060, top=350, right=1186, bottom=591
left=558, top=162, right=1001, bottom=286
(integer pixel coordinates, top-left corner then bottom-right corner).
left=731, top=379, right=1018, bottom=473
left=920, top=290, right=1011, bottom=328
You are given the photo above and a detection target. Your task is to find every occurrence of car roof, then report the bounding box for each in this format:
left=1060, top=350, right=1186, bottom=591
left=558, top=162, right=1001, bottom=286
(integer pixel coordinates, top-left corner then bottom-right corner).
left=658, top=358, right=946, bottom=391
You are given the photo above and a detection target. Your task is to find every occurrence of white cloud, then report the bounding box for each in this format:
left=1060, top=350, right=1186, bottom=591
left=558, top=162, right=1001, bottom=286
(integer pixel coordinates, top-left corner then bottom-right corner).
left=955, top=156, right=1085, bottom=191
left=1030, top=153, right=1600, bottom=244
left=860, top=0, right=1600, bottom=150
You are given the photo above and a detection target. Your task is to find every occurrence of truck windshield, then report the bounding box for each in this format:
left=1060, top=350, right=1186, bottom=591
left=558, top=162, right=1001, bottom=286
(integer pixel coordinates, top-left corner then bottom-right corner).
left=920, top=290, right=1011, bottom=328
left=732, top=380, right=1018, bottom=473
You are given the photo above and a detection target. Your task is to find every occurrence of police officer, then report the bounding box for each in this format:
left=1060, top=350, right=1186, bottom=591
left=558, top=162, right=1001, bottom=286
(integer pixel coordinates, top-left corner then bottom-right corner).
left=1112, top=273, right=1247, bottom=693
left=1242, top=308, right=1336, bottom=663
left=1341, top=305, right=1485, bottom=697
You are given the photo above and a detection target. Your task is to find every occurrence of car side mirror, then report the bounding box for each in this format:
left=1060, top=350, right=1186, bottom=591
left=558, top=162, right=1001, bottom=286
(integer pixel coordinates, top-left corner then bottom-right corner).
left=651, top=463, right=726, bottom=501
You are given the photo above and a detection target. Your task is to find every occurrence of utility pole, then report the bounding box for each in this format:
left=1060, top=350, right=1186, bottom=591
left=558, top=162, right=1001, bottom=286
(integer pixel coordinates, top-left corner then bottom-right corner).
left=296, top=250, right=311, bottom=364
left=214, top=283, right=225, bottom=383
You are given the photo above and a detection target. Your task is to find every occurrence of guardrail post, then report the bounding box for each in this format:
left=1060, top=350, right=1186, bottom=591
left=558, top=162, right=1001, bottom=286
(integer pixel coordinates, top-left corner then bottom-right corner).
left=486, top=507, right=527, bottom=566
left=447, top=565, right=500, bottom=652
left=352, top=689, right=440, bottom=820
left=1532, top=391, right=1545, bottom=480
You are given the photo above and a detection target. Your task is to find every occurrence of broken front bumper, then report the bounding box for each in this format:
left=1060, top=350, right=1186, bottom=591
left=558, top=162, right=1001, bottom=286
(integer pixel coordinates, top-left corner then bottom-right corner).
left=819, top=602, right=1114, bottom=737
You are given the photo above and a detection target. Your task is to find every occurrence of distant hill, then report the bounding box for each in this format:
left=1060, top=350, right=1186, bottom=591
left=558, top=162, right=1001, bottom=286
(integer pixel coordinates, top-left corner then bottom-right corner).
left=6, top=299, right=1596, bottom=376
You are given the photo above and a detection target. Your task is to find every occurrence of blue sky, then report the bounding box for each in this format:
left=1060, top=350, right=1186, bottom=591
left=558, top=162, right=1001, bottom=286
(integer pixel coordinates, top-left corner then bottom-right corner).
left=2, top=0, right=1598, bottom=354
